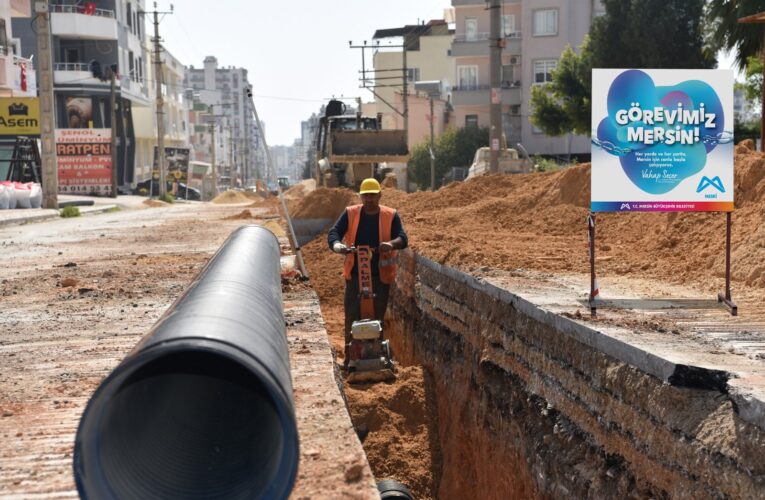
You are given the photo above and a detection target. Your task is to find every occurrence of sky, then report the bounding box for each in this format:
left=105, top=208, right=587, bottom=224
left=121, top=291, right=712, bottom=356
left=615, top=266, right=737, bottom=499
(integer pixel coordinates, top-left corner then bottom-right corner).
left=156, top=1, right=744, bottom=148
left=156, top=0, right=450, bottom=147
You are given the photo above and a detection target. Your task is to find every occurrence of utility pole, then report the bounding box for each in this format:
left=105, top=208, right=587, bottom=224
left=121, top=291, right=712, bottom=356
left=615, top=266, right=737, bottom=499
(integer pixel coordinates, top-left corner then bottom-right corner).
left=429, top=96, right=435, bottom=190
left=229, top=138, right=236, bottom=189
left=109, top=69, right=118, bottom=197
left=489, top=0, right=502, bottom=173
left=415, top=81, right=442, bottom=191
left=403, top=45, right=409, bottom=142
left=141, top=3, right=173, bottom=197
left=35, top=2, right=57, bottom=209
left=152, top=9, right=166, bottom=197
left=209, top=122, right=217, bottom=199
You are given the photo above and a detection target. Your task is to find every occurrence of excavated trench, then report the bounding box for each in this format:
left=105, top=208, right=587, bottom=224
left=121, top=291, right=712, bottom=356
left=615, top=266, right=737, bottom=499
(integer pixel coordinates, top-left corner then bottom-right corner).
left=303, top=241, right=765, bottom=499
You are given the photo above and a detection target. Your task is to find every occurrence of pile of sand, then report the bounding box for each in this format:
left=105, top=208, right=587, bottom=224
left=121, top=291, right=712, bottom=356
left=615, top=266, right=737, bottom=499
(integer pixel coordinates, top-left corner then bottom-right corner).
left=345, top=366, right=441, bottom=499
left=222, top=209, right=256, bottom=220
left=261, top=219, right=286, bottom=237
left=142, top=199, right=168, bottom=208
left=283, top=184, right=306, bottom=200
left=292, top=188, right=359, bottom=219
left=304, top=142, right=765, bottom=293
left=360, top=144, right=765, bottom=291
left=212, top=190, right=251, bottom=204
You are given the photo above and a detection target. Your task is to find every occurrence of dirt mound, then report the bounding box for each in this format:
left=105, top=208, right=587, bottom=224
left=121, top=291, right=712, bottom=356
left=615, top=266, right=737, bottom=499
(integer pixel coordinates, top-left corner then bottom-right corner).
left=261, top=219, right=286, bottom=237
left=212, top=190, right=251, bottom=204
left=142, top=199, right=168, bottom=208
left=222, top=209, right=256, bottom=220
left=301, top=144, right=765, bottom=500
left=292, top=188, right=358, bottom=219
left=382, top=174, right=398, bottom=189
left=345, top=366, right=441, bottom=499
left=382, top=146, right=765, bottom=291
left=283, top=184, right=306, bottom=200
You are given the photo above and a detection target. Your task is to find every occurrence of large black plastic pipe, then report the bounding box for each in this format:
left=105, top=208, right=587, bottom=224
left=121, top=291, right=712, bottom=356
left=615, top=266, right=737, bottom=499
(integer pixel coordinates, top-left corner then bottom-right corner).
left=74, top=225, right=299, bottom=499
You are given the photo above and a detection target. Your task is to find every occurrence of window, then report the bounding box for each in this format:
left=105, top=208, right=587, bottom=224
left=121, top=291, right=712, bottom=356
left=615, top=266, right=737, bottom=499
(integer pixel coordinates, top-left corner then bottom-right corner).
left=406, top=68, right=420, bottom=83
left=128, top=51, right=135, bottom=81
left=465, top=115, right=478, bottom=128
left=457, top=65, right=478, bottom=90
left=501, top=65, right=516, bottom=86
left=126, top=2, right=132, bottom=29
left=65, top=48, right=80, bottom=63
left=465, top=17, right=477, bottom=41
left=0, top=20, right=6, bottom=55
left=533, top=59, right=557, bottom=84
left=502, top=14, right=516, bottom=37
left=533, top=9, right=558, bottom=36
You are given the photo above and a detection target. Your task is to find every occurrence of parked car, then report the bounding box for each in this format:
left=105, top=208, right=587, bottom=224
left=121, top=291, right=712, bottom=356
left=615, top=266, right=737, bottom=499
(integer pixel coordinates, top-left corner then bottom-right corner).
left=133, top=179, right=202, bottom=201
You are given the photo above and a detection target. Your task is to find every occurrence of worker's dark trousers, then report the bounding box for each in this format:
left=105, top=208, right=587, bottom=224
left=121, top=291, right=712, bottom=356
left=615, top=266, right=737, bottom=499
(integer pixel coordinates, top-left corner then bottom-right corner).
left=343, top=274, right=390, bottom=365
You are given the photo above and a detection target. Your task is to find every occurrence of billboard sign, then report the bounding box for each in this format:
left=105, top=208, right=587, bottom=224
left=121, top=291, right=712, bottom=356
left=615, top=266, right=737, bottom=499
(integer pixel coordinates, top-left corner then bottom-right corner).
left=56, top=128, right=113, bottom=195
left=592, top=69, right=734, bottom=212
left=0, top=97, right=40, bottom=136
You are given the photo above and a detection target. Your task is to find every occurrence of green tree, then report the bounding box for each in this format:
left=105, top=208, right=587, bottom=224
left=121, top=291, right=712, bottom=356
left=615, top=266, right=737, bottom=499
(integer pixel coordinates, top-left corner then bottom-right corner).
left=531, top=0, right=715, bottom=137
left=741, top=55, right=763, bottom=102
left=407, top=126, right=488, bottom=189
left=590, top=0, right=715, bottom=70
left=530, top=41, right=592, bottom=136
left=708, top=0, right=765, bottom=68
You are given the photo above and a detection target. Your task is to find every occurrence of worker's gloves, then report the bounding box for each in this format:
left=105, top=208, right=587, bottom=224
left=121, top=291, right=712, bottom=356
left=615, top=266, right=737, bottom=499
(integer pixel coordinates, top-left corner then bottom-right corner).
left=379, top=241, right=394, bottom=253
left=332, top=242, right=349, bottom=254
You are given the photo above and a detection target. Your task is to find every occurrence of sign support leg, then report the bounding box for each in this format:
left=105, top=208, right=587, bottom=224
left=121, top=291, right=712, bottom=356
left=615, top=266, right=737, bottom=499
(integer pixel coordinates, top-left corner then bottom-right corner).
left=588, top=213, right=597, bottom=316
left=717, top=212, right=737, bottom=316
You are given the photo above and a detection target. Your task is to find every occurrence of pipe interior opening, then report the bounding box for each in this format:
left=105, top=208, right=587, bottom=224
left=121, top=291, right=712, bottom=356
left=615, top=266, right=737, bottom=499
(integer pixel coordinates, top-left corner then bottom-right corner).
left=97, top=351, right=284, bottom=500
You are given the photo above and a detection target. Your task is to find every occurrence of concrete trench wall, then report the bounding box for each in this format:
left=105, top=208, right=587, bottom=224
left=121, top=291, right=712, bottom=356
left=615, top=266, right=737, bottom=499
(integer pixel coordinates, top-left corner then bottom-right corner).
left=386, top=250, right=765, bottom=499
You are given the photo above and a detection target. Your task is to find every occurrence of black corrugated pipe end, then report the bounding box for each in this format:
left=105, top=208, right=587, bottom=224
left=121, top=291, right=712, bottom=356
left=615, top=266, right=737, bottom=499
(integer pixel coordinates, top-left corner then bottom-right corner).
left=73, top=225, right=299, bottom=499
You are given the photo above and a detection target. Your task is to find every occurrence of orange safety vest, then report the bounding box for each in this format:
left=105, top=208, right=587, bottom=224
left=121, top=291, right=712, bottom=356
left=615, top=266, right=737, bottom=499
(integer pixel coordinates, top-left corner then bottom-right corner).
left=343, top=204, right=398, bottom=284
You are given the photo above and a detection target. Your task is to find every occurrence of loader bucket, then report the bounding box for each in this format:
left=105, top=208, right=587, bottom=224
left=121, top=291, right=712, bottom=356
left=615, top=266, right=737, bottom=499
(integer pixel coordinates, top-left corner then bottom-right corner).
left=328, top=129, right=409, bottom=163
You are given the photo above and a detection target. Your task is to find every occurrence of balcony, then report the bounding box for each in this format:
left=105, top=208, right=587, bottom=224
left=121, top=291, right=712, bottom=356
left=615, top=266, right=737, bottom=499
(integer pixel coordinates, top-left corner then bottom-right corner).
left=51, top=4, right=118, bottom=40
left=53, top=62, right=112, bottom=86
left=452, top=84, right=521, bottom=107
left=452, top=32, right=521, bottom=57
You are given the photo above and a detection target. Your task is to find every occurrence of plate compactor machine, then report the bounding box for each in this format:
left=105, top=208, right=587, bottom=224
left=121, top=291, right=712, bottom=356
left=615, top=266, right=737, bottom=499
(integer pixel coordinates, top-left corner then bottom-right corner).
left=346, top=245, right=396, bottom=384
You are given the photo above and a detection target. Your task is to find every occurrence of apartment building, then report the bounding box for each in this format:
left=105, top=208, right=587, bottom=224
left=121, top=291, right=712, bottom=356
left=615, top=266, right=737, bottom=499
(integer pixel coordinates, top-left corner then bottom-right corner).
left=368, top=20, right=455, bottom=148
left=13, top=0, right=151, bottom=189
left=133, top=46, right=190, bottom=182
left=269, top=144, right=296, bottom=180
left=0, top=0, right=34, bottom=97
left=296, top=113, right=319, bottom=181
left=451, top=0, right=603, bottom=156
left=187, top=88, right=233, bottom=193
left=185, top=56, right=262, bottom=186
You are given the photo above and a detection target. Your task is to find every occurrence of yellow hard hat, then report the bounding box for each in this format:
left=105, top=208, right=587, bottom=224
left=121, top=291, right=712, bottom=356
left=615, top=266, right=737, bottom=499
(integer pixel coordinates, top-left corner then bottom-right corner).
left=359, top=178, right=381, bottom=194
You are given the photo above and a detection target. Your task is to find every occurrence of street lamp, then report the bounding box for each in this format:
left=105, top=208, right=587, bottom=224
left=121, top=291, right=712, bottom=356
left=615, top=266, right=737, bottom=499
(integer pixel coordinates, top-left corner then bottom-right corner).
left=414, top=80, right=442, bottom=191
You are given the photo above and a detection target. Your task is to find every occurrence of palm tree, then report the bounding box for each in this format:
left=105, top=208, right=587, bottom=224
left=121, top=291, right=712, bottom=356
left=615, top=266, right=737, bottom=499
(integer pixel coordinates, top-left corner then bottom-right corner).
left=708, top=0, right=764, bottom=68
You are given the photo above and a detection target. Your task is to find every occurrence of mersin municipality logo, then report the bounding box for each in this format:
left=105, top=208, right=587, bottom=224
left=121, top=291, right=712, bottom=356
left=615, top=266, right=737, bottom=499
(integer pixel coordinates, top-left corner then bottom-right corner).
left=696, top=176, right=725, bottom=193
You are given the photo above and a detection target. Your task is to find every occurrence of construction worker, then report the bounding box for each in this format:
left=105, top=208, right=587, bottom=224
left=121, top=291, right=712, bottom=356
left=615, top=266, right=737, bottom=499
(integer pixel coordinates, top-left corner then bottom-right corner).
left=328, top=178, right=408, bottom=369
